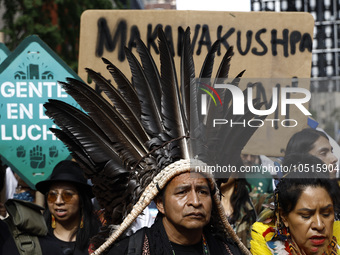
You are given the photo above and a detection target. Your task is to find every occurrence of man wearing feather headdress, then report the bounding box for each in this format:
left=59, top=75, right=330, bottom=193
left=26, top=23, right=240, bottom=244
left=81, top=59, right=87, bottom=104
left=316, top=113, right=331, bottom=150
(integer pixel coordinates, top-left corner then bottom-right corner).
left=105, top=171, right=243, bottom=255
left=44, top=26, right=263, bottom=255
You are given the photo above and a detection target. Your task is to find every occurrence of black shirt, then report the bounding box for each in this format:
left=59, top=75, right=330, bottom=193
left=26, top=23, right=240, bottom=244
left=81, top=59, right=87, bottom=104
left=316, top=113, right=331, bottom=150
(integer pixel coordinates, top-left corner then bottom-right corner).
left=170, top=240, right=204, bottom=255
left=49, top=233, right=88, bottom=255
left=107, top=218, right=242, bottom=255
left=0, top=220, right=63, bottom=255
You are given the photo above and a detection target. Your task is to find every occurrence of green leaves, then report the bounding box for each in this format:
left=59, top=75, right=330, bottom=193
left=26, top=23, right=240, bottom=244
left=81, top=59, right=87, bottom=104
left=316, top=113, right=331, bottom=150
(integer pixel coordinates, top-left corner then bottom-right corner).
left=0, top=0, right=115, bottom=71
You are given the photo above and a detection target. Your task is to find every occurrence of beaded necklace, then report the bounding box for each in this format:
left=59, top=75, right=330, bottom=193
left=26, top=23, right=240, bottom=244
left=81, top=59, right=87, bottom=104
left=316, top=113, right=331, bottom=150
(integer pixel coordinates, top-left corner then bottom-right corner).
left=169, top=234, right=209, bottom=255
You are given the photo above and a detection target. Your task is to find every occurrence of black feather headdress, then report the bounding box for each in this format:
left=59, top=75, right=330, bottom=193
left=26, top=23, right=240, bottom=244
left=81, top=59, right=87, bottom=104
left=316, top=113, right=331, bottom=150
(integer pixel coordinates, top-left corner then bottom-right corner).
left=45, top=27, right=264, bottom=255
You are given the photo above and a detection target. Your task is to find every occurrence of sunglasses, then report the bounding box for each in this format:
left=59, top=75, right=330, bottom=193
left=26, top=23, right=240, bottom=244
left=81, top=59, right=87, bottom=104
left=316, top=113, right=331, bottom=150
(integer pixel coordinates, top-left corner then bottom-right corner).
left=47, top=190, right=77, bottom=203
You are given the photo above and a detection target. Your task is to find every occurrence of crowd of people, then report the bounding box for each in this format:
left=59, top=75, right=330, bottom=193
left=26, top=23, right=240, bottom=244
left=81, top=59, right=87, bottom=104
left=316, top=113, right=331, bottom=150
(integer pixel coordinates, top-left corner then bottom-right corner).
left=1, top=25, right=339, bottom=255
left=0, top=128, right=339, bottom=255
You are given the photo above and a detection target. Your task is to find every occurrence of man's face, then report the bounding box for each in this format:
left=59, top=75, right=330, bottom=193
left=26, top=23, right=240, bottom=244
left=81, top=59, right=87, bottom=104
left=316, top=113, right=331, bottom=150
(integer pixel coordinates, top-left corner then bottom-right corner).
left=156, top=172, right=212, bottom=234
left=241, top=154, right=258, bottom=167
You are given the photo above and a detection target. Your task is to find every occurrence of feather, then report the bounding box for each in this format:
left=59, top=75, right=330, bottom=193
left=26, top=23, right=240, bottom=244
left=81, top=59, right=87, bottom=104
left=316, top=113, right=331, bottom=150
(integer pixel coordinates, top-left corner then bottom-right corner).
left=49, top=127, right=97, bottom=177
left=199, top=47, right=236, bottom=162
left=196, top=40, right=221, bottom=125
left=180, top=27, right=195, bottom=132
left=44, top=100, right=121, bottom=164
left=199, top=40, right=220, bottom=79
left=93, top=159, right=136, bottom=224
left=222, top=70, right=246, bottom=114
left=205, top=46, right=235, bottom=129
left=158, top=27, right=189, bottom=159
left=215, top=46, right=233, bottom=80
left=46, top=100, right=141, bottom=171
left=102, top=58, right=141, bottom=118
left=135, top=37, right=162, bottom=111
left=124, top=47, right=164, bottom=136
left=59, top=78, right=148, bottom=159
left=85, top=68, right=149, bottom=143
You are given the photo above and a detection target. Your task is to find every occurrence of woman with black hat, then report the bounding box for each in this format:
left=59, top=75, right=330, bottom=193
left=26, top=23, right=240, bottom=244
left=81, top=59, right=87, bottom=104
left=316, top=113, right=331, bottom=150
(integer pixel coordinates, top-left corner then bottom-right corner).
left=36, top=160, right=100, bottom=255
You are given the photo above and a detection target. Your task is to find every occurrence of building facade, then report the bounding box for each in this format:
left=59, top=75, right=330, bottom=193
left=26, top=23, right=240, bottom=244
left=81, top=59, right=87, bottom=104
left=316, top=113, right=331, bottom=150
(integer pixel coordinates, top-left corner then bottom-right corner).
left=251, top=0, right=340, bottom=139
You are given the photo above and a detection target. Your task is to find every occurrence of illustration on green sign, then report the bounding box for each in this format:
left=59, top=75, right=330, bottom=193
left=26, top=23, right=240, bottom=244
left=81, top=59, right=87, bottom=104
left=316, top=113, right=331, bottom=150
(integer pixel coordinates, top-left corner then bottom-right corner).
left=0, top=35, right=83, bottom=188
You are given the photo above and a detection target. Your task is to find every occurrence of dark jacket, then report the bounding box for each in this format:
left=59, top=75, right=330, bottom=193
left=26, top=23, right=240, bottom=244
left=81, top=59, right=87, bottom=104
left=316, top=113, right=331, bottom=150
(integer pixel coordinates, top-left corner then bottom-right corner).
left=107, top=217, right=242, bottom=255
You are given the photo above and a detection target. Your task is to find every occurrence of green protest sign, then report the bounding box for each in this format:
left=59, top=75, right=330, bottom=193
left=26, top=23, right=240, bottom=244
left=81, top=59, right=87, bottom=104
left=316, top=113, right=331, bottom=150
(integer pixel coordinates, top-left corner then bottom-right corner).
left=0, top=43, right=10, bottom=64
left=0, top=35, right=82, bottom=189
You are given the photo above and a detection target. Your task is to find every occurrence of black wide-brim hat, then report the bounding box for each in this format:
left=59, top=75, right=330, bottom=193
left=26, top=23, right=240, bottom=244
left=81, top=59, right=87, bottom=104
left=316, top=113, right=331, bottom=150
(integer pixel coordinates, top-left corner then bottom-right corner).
left=35, top=160, right=94, bottom=198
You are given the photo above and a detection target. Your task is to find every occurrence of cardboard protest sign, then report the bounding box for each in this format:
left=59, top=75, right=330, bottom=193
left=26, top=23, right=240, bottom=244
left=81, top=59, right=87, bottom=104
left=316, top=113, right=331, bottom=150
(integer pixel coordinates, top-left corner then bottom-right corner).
left=0, top=35, right=82, bottom=188
left=78, top=10, right=314, bottom=156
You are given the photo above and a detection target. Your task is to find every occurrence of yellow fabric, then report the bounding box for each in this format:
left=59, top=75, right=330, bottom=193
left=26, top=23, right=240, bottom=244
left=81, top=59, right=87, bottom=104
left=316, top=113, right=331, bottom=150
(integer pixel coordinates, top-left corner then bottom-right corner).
left=250, top=222, right=274, bottom=255
left=334, top=221, right=340, bottom=254
left=334, top=221, right=340, bottom=241
left=250, top=221, right=340, bottom=255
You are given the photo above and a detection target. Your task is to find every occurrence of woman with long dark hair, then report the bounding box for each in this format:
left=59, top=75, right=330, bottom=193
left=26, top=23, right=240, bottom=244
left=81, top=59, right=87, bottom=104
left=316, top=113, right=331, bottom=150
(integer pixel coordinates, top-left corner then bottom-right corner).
left=285, top=128, right=338, bottom=172
left=36, top=160, right=100, bottom=255
left=220, top=176, right=272, bottom=249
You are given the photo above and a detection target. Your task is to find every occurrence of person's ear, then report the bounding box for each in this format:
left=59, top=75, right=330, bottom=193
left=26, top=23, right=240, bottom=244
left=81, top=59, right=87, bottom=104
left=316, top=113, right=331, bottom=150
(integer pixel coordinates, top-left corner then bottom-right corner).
left=155, top=196, right=165, bottom=214
left=279, top=208, right=289, bottom=228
